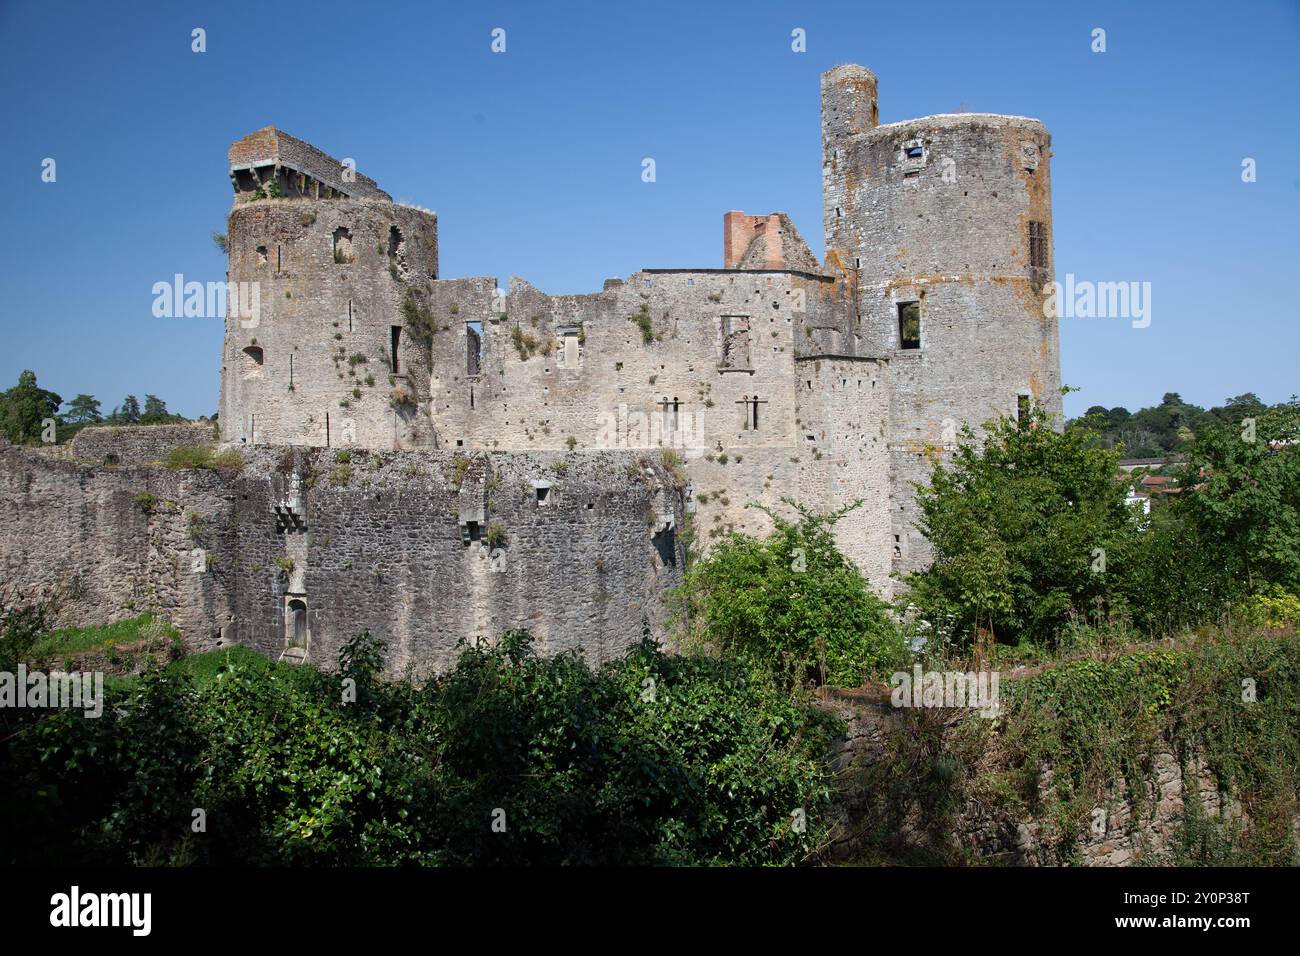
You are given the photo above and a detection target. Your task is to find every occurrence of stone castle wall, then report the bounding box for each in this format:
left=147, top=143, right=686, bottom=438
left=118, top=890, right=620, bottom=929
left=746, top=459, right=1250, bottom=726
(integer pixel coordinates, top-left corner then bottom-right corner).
left=822, top=67, right=1061, bottom=574
left=67, top=422, right=217, bottom=466
left=220, top=198, right=439, bottom=451
left=0, top=62, right=1063, bottom=668
left=0, top=444, right=683, bottom=678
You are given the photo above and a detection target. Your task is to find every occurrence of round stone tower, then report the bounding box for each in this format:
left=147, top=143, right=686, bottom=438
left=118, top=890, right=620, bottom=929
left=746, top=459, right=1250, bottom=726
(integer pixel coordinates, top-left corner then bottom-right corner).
left=220, top=129, right=439, bottom=450
left=821, top=69, right=1061, bottom=574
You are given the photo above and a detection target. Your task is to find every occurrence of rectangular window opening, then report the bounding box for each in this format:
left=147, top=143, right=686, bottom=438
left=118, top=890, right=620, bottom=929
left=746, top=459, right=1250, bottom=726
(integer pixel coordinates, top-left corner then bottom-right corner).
left=897, top=301, right=921, bottom=350
left=1028, top=221, right=1048, bottom=279
left=1017, top=394, right=1031, bottom=422
left=391, top=326, right=401, bottom=374
left=466, top=321, right=483, bottom=376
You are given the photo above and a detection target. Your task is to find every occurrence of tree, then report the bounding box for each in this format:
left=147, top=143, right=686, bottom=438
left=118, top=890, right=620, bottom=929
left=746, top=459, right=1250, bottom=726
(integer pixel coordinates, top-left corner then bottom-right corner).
left=114, top=395, right=141, bottom=425
left=674, top=499, right=903, bottom=688
left=142, top=395, right=171, bottom=423
left=63, top=394, right=102, bottom=426
left=0, top=370, right=62, bottom=445
left=1177, top=401, right=1300, bottom=594
left=908, top=404, right=1142, bottom=647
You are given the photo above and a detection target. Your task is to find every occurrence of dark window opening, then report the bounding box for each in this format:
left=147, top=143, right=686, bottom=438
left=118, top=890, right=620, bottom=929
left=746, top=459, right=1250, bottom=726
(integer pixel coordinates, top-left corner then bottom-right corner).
left=348, top=299, right=353, bottom=332
left=652, top=525, right=677, bottom=567
left=256, top=245, right=267, bottom=265
left=897, top=302, right=921, bottom=349
left=242, top=345, right=264, bottom=375
left=466, top=321, right=483, bottom=376
left=1028, top=220, right=1048, bottom=278
left=391, top=326, right=402, bottom=374
left=535, top=486, right=550, bottom=505
left=737, top=395, right=765, bottom=430
left=1017, top=394, right=1031, bottom=422
left=905, top=145, right=924, bottom=159
left=276, top=244, right=282, bottom=271
left=287, top=599, right=307, bottom=647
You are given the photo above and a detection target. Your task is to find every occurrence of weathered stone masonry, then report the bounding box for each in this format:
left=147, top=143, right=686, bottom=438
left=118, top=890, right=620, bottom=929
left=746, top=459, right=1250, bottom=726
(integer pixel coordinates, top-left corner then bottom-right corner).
left=0, top=64, right=1060, bottom=671
left=0, top=441, right=683, bottom=677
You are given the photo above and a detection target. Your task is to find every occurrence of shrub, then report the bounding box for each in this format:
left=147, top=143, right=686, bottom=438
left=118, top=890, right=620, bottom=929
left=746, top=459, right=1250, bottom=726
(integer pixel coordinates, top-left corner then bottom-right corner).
left=661, top=449, right=687, bottom=486
left=906, top=404, right=1143, bottom=648
left=673, top=498, right=904, bottom=688
left=629, top=303, right=653, bottom=344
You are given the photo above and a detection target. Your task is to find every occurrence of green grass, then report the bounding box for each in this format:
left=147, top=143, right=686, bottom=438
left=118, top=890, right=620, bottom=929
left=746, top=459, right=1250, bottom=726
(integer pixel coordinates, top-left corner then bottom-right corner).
left=165, top=645, right=274, bottom=684
left=163, top=445, right=244, bottom=471
left=29, top=613, right=179, bottom=660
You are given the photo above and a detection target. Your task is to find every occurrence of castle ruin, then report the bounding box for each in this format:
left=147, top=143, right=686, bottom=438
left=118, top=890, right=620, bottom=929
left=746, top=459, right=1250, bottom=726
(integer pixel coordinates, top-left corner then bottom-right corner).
left=0, top=65, right=1059, bottom=674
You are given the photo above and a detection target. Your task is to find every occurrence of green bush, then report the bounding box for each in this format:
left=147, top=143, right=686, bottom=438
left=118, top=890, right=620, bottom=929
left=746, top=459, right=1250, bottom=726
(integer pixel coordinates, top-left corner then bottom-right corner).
left=0, top=612, right=836, bottom=865
left=674, top=499, right=904, bottom=688
left=907, top=405, right=1141, bottom=648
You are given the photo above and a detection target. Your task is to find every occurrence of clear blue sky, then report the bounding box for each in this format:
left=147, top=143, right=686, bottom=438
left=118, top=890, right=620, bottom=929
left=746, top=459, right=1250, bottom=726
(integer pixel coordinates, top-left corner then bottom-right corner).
left=1, top=0, right=1296, bottom=420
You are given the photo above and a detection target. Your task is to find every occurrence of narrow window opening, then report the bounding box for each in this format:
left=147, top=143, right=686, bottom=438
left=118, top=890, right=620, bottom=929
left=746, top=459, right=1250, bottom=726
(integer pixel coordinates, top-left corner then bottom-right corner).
left=466, top=321, right=483, bottom=376
left=276, top=244, right=281, bottom=271
left=287, top=599, right=308, bottom=648
left=348, top=299, right=353, bottom=332
left=1017, top=394, right=1031, bottom=422
left=897, top=302, right=921, bottom=350
left=1028, top=221, right=1048, bottom=284
left=391, top=326, right=402, bottom=374
left=332, top=226, right=354, bottom=263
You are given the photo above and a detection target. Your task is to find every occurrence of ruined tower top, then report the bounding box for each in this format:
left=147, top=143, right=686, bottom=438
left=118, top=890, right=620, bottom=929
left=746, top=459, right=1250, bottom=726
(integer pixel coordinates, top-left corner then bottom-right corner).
left=821, top=64, right=878, bottom=145
left=227, top=127, right=391, bottom=202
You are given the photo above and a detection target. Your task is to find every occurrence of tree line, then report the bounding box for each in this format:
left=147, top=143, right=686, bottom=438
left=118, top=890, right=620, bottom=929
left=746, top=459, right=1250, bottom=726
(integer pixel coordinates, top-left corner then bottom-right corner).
left=1068, top=391, right=1291, bottom=460
left=0, top=369, right=198, bottom=445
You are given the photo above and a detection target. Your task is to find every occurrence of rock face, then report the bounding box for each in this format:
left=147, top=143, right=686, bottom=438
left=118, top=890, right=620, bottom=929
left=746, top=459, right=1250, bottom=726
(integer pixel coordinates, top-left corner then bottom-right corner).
left=817, top=688, right=1288, bottom=867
